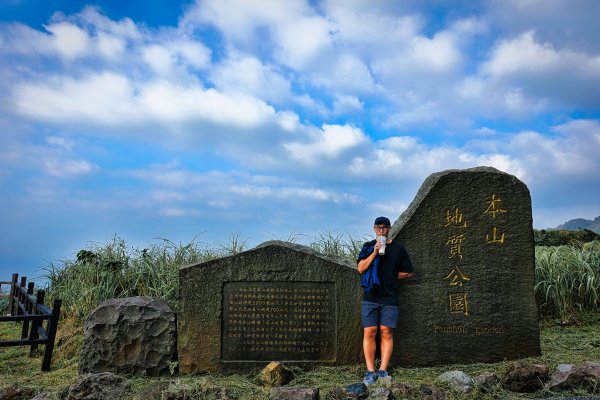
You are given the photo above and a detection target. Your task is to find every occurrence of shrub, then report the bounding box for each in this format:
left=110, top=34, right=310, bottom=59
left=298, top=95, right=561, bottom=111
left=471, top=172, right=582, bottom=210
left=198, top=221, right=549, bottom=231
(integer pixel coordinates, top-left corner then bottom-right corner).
left=535, top=241, right=600, bottom=323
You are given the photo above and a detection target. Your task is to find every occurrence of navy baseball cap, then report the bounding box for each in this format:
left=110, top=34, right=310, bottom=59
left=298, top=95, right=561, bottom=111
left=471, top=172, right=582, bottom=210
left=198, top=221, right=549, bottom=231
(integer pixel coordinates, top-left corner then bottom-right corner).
left=374, top=216, right=391, bottom=226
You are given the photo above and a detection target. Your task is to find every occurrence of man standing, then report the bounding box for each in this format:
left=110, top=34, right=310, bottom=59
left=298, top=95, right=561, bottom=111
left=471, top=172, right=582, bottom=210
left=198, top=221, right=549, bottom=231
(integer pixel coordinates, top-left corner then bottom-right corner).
left=357, top=216, right=413, bottom=385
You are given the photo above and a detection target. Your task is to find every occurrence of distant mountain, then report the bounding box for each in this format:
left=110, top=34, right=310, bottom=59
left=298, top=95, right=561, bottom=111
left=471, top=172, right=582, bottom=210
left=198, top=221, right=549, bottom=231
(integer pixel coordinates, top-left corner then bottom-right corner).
left=555, top=216, right=600, bottom=233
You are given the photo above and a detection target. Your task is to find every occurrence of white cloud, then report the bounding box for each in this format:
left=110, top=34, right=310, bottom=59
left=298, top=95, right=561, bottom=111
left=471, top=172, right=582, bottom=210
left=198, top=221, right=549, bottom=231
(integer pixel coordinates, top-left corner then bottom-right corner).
left=284, top=124, right=368, bottom=163
left=44, top=158, right=99, bottom=178
left=44, top=22, right=91, bottom=59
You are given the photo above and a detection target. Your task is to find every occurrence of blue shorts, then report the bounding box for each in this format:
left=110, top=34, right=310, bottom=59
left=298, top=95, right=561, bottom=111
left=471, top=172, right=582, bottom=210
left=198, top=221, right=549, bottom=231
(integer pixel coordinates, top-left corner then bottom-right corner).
left=361, top=301, right=399, bottom=328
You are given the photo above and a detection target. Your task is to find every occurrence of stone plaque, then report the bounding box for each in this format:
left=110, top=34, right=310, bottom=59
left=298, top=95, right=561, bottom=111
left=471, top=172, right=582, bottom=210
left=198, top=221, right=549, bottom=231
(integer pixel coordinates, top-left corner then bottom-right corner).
left=389, top=166, right=541, bottom=366
left=178, top=241, right=363, bottom=373
left=222, top=281, right=336, bottom=361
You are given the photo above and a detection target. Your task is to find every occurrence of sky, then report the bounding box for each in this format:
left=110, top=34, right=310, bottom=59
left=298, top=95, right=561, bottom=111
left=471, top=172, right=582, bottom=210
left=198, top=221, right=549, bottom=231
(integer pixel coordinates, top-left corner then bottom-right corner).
left=1, top=0, right=599, bottom=281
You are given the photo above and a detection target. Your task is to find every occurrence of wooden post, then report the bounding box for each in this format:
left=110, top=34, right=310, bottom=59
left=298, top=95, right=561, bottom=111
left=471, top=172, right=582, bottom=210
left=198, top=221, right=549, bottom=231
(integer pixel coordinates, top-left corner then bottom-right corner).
left=29, top=290, right=44, bottom=354
left=16, top=277, right=26, bottom=316
left=7, top=273, right=17, bottom=315
left=21, top=282, right=34, bottom=339
left=41, top=299, right=61, bottom=372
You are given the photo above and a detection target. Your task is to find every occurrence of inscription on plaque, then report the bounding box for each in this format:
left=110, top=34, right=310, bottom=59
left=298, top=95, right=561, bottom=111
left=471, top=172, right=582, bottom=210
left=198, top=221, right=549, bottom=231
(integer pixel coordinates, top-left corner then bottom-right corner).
left=222, top=281, right=336, bottom=361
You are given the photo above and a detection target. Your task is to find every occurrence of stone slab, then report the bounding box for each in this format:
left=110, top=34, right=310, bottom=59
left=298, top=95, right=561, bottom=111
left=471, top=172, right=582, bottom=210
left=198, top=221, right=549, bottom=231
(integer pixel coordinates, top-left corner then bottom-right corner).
left=389, top=166, right=541, bottom=366
left=178, top=241, right=363, bottom=373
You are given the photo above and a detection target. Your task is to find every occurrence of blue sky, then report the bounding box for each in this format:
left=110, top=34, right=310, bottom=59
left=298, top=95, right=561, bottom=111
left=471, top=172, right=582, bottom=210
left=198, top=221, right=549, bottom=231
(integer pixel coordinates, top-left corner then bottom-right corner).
left=1, top=0, right=599, bottom=281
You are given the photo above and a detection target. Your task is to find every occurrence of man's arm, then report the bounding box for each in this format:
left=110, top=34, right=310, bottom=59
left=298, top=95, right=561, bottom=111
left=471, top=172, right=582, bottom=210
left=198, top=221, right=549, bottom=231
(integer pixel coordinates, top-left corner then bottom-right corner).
left=397, top=271, right=414, bottom=279
left=357, top=241, right=382, bottom=274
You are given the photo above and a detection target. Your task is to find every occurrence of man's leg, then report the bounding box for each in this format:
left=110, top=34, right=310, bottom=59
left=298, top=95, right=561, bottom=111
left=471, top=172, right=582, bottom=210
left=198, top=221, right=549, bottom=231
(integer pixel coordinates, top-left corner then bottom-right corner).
left=361, top=301, right=380, bottom=372
left=363, top=326, right=378, bottom=371
left=378, top=325, right=393, bottom=372
left=378, top=304, right=399, bottom=372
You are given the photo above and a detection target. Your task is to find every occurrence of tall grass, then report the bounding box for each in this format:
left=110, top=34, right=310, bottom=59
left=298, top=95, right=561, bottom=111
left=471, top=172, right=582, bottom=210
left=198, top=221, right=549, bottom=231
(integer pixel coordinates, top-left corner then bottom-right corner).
left=43, top=236, right=226, bottom=321
left=44, top=234, right=600, bottom=325
left=535, top=241, right=600, bottom=323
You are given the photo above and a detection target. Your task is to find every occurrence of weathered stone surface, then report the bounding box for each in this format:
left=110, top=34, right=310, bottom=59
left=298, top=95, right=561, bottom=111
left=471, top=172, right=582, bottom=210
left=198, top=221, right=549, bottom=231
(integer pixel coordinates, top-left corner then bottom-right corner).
left=547, top=363, right=600, bottom=392
left=435, top=371, right=474, bottom=393
left=390, top=167, right=540, bottom=366
left=79, top=296, right=176, bottom=376
left=0, top=384, right=35, bottom=400
left=367, top=387, right=395, bottom=399
left=270, top=387, right=319, bottom=400
left=501, top=361, right=549, bottom=393
left=64, top=372, right=130, bottom=400
left=259, top=362, right=295, bottom=387
left=584, top=362, right=600, bottom=382
left=388, top=381, right=412, bottom=398
left=326, top=383, right=368, bottom=399
left=178, top=241, right=363, bottom=373
left=474, top=372, right=499, bottom=393
left=419, top=384, right=447, bottom=400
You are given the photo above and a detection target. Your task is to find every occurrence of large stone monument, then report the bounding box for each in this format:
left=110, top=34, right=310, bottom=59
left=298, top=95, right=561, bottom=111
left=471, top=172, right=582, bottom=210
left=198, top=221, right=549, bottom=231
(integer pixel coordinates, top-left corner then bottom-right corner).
left=389, top=166, right=540, bottom=366
left=178, top=241, right=363, bottom=373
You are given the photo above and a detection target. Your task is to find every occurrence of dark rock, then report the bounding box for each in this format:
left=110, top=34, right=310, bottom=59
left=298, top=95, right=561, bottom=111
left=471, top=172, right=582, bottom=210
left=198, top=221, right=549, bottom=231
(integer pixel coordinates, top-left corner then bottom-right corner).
left=270, top=387, right=319, bottom=400
left=367, top=387, right=395, bottom=399
left=419, top=383, right=447, bottom=400
left=79, top=296, right=176, bottom=377
left=0, top=384, right=36, bottom=400
left=501, top=361, right=549, bottom=393
left=435, top=370, right=473, bottom=393
left=584, top=362, right=600, bottom=383
left=474, top=372, right=499, bottom=393
left=390, top=167, right=540, bottom=367
left=547, top=363, right=599, bottom=392
left=178, top=241, right=363, bottom=373
left=64, top=372, right=130, bottom=400
left=259, top=362, right=295, bottom=387
left=388, top=381, right=412, bottom=397
left=327, top=382, right=368, bottom=399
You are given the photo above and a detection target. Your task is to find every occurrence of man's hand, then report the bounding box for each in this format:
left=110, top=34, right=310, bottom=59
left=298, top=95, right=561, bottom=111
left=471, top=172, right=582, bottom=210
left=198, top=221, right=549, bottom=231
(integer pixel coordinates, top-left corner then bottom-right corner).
left=397, top=272, right=414, bottom=280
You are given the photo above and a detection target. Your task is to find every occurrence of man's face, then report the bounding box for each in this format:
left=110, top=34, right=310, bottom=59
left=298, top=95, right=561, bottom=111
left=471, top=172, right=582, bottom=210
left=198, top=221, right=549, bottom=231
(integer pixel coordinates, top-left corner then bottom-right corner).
left=373, top=224, right=390, bottom=237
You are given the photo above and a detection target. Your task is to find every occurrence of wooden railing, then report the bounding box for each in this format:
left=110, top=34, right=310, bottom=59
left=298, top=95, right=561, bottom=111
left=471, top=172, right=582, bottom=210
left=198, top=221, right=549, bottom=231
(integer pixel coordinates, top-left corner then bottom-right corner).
left=0, top=273, right=62, bottom=371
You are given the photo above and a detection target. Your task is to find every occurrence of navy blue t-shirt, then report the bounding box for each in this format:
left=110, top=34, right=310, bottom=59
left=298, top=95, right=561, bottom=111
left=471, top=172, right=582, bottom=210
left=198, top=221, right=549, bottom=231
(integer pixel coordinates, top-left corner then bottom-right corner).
left=358, top=240, right=413, bottom=305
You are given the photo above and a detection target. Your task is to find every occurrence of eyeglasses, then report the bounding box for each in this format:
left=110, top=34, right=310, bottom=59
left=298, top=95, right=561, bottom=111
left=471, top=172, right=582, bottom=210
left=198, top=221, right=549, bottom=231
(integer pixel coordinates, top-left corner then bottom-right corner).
left=374, top=225, right=390, bottom=231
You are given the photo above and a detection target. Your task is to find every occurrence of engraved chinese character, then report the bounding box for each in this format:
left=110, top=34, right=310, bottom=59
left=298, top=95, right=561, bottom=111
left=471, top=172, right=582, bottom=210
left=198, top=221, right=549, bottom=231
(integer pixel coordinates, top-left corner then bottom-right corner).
left=445, top=208, right=468, bottom=228
left=486, top=226, right=505, bottom=244
left=484, top=194, right=507, bottom=218
left=446, top=234, right=465, bottom=259
left=444, top=265, right=471, bottom=286
left=448, top=292, right=469, bottom=316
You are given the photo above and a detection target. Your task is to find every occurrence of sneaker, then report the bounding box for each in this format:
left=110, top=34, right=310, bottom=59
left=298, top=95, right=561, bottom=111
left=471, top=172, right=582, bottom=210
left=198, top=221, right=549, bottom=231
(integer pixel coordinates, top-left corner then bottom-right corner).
left=376, top=370, right=389, bottom=379
left=363, top=371, right=378, bottom=385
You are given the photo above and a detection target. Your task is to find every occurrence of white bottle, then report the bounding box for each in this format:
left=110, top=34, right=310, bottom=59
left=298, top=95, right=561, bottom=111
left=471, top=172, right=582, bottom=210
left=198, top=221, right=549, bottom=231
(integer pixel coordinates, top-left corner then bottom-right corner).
left=377, top=236, right=386, bottom=255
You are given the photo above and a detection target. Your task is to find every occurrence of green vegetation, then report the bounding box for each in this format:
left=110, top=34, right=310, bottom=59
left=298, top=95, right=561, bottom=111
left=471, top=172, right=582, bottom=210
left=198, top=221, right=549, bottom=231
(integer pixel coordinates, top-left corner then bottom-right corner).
left=1, top=235, right=599, bottom=399
left=535, top=241, right=600, bottom=323
left=534, top=228, right=600, bottom=246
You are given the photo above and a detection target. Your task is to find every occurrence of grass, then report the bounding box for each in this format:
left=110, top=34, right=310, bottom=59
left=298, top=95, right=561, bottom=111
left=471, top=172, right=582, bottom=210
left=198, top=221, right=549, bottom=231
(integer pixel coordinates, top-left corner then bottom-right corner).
left=2, top=237, right=599, bottom=398
left=1, top=311, right=599, bottom=399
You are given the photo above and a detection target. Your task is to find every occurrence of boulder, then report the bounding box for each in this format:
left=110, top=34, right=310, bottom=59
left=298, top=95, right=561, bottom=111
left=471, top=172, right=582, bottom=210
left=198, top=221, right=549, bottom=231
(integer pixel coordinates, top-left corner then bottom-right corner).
left=419, top=384, right=447, bottom=400
left=474, top=372, right=499, bottom=393
left=501, top=361, right=549, bottom=393
left=79, top=296, right=176, bottom=376
left=64, top=372, right=130, bottom=400
left=259, top=362, right=295, bottom=387
left=0, top=384, right=35, bottom=400
left=547, top=363, right=599, bottom=392
left=367, top=387, right=395, bottom=399
left=270, top=387, right=319, bottom=400
left=435, top=371, right=474, bottom=393
left=327, top=382, right=368, bottom=399
left=388, top=382, right=412, bottom=398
